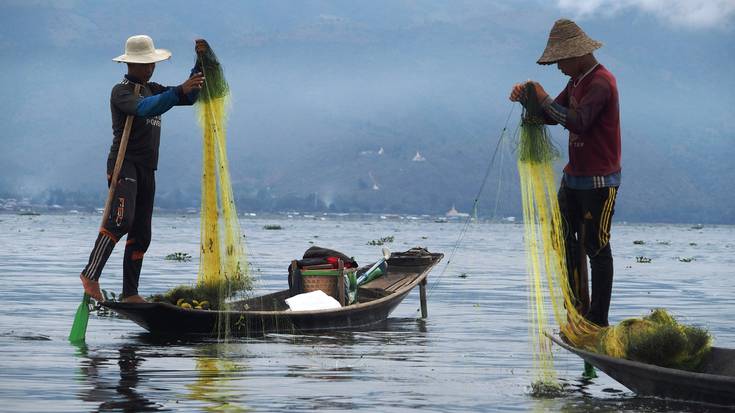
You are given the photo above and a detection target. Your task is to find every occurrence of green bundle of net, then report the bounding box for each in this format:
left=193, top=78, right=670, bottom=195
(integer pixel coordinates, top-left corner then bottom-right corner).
left=593, top=309, right=712, bottom=371
left=518, top=83, right=559, bottom=164
left=197, top=43, right=229, bottom=102
left=148, top=277, right=251, bottom=311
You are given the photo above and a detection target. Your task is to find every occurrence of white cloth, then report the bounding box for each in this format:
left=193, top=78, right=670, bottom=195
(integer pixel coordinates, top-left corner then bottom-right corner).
left=285, top=290, right=342, bottom=312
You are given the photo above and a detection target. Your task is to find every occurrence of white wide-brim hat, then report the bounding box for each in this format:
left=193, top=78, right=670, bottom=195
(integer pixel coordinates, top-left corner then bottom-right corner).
left=113, top=35, right=171, bottom=64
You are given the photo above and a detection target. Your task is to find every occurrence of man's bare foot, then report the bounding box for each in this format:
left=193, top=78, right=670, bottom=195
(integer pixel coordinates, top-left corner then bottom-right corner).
left=121, top=295, right=147, bottom=303
left=80, top=274, right=103, bottom=302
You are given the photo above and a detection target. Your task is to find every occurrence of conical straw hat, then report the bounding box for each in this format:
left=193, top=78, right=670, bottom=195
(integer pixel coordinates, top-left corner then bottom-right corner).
left=537, top=19, right=602, bottom=65
left=113, top=35, right=171, bottom=64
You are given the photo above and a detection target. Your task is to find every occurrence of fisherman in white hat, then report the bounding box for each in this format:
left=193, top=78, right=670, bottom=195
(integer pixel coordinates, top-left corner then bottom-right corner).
left=510, top=19, right=622, bottom=328
left=79, top=35, right=208, bottom=303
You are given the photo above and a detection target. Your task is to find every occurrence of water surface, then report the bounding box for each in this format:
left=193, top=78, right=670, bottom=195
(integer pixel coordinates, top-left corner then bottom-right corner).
left=0, top=213, right=733, bottom=412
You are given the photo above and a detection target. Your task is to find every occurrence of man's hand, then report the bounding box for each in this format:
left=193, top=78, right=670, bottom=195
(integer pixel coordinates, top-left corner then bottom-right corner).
left=509, top=81, right=549, bottom=104
left=529, top=81, right=549, bottom=103
left=195, top=39, right=209, bottom=54
left=509, top=82, right=526, bottom=102
left=181, top=72, right=205, bottom=94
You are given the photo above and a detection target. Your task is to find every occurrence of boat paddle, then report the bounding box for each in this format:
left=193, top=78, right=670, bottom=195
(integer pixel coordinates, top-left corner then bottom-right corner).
left=69, top=84, right=141, bottom=343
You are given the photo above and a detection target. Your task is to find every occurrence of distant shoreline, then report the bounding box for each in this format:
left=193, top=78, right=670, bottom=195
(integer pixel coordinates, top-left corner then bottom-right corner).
left=1, top=209, right=729, bottom=227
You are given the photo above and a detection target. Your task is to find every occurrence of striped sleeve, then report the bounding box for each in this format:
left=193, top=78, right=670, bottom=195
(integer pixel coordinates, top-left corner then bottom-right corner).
left=541, top=86, right=569, bottom=126
left=541, top=95, right=568, bottom=125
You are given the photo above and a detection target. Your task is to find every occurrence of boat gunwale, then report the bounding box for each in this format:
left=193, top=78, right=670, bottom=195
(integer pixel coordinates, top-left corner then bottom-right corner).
left=547, top=332, right=735, bottom=384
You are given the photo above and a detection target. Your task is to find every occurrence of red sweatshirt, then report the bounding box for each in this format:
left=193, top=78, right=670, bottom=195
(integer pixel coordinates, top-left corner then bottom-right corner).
left=543, top=64, right=621, bottom=177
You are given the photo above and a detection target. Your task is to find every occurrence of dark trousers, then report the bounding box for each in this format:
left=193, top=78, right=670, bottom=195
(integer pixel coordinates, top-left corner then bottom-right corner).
left=558, top=184, right=618, bottom=327
left=81, top=159, right=155, bottom=298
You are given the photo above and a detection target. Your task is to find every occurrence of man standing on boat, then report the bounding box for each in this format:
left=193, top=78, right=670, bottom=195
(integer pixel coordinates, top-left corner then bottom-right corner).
left=79, top=35, right=208, bottom=303
left=509, top=19, right=621, bottom=327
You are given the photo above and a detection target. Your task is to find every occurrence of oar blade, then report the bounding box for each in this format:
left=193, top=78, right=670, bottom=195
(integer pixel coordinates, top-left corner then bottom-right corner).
left=69, top=294, right=91, bottom=343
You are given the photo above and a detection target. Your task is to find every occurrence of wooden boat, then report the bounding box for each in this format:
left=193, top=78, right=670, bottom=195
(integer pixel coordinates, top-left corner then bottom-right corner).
left=103, top=248, right=443, bottom=337
left=548, top=333, right=735, bottom=406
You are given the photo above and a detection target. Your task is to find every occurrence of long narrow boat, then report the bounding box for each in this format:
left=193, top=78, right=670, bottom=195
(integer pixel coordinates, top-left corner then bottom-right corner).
left=548, top=333, right=735, bottom=406
left=103, top=248, right=443, bottom=337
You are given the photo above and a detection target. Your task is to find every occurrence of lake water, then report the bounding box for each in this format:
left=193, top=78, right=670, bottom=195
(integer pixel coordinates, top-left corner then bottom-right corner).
left=0, top=213, right=733, bottom=412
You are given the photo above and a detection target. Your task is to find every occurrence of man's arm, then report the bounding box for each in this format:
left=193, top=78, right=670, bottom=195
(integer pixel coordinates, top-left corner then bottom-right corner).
left=509, top=81, right=568, bottom=125
left=134, top=86, right=182, bottom=117
left=117, top=72, right=204, bottom=117
left=541, top=80, right=610, bottom=134
left=541, top=87, right=568, bottom=126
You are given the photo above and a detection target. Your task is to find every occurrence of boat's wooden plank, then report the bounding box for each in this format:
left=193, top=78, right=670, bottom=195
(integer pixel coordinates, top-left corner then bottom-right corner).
left=384, top=274, right=418, bottom=292
left=362, top=270, right=412, bottom=290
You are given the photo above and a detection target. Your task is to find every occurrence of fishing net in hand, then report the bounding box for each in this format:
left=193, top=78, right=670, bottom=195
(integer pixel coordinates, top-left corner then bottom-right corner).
left=196, top=44, right=251, bottom=306
left=516, top=83, right=598, bottom=390
left=150, top=44, right=252, bottom=331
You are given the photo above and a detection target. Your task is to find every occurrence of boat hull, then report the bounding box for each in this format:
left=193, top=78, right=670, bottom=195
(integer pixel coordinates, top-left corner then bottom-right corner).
left=104, top=250, right=442, bottom=337
left=549, top=334, right=735, bottom=406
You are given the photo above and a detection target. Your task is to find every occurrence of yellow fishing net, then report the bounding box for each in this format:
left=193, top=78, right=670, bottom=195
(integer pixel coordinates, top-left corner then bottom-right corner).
left=148, top=44, right=252, bottom=324
left=516, top=85, right=601, bottom=389
left=196, top=45, right=251, bottom=308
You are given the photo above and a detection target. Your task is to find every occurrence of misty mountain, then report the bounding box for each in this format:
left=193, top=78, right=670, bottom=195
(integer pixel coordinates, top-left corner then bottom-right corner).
left=1, top=1, right=733, bottom=223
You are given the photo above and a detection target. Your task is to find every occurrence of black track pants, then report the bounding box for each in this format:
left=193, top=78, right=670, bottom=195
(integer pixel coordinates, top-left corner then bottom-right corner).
left=81, top=159, right=155, bottom=298
left=558, top=184, right=618, bottom=327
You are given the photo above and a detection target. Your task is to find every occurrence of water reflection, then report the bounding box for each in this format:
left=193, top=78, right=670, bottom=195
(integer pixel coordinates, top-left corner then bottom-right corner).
left=74, top=342, right=164, bottom=412
left=186, top=344, right=248, bottom=412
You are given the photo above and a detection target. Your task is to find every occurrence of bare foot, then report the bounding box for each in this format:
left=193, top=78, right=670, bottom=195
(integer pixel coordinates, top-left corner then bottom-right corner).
left=80, top=274, right=103, bottom=302
left=121, top=295, right=147, bottom=303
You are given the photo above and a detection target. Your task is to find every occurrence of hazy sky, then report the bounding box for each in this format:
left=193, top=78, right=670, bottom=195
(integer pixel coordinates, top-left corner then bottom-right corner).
left=1, top=0, right=733, bottom=221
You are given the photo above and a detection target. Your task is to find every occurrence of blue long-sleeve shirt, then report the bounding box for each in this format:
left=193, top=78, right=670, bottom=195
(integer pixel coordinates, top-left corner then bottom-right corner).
left=108, top=67, right=201, bottom=170
left=134, top=68, right=201, bottom=116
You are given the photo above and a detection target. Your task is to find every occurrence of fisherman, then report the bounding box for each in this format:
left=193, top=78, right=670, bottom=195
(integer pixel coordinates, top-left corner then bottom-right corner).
left=79, top=35, right=208, bottom=303
left=509, top=19, right=621, bottom=327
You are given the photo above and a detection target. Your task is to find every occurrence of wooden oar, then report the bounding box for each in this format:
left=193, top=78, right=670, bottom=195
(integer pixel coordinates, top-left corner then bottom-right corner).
left=69, top=83, right=141, bottom=343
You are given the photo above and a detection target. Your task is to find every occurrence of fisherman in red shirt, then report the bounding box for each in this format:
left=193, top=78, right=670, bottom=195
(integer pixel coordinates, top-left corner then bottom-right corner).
left=510, top=19, right=621, bottom=327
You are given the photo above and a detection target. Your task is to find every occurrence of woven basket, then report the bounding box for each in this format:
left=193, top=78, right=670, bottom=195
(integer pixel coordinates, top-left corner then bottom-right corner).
left=301, top=270, right=340, bottom=299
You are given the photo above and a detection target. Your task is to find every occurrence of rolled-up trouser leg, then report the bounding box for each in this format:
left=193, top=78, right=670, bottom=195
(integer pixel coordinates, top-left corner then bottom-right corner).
left=80, top=160, right=137, bottom=281
left=81, top=231, right=117, bottom=281
left=122, top=243, right=144, bottom=297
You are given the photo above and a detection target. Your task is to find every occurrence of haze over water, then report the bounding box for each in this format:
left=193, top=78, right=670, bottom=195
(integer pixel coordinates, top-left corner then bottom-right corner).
left=1, top=213, right=733, bottom=412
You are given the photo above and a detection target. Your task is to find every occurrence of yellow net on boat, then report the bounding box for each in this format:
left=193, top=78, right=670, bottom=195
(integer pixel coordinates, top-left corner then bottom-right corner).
left=195, top=45, right=251, bottom=307
left=596, top=309, right=711, bottom=370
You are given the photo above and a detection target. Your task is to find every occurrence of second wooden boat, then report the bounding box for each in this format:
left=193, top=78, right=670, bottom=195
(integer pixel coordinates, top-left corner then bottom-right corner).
left=103, top=248, right=443, bottom=337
